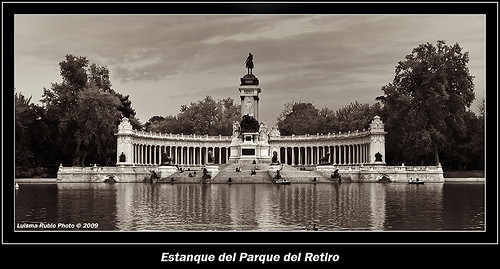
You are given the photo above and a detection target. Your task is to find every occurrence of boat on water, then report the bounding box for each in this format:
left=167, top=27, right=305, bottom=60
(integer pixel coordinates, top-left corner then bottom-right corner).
left=408, top=178, right=424, bottom=184
left=275, top=178, right=291, bottom=185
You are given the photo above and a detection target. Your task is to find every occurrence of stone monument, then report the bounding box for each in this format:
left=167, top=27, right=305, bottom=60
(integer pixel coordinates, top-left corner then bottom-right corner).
left=157, top=152, right=177, bottom=178
left=230, top=53, right=270, bottom=163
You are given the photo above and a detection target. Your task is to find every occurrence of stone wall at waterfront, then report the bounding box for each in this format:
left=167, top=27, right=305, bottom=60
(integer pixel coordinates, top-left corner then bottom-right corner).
left=320, top=165, right=445, bottom=182
left=57, top=164, right=444, bottom=183
left=57, top=165, right=155, bottom=183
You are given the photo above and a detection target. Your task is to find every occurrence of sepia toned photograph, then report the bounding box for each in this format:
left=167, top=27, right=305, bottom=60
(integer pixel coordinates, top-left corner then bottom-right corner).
left=7, top=2, right=493, bottom=248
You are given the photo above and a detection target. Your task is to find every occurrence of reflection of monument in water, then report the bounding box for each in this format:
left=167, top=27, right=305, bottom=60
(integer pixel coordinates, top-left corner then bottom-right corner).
left=57, top=53, right=444, bottom=183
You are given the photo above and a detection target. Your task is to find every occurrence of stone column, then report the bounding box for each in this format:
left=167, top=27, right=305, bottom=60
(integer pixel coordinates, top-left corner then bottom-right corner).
left=133, top=144, right=136, bottom=165
left=331, top=146, right=335, bottom=164
left=346, top=145, right=349, bottom=164
left=160, top=146, right=164, bottom=164
left=138, top=145, right=142, bottom=165
left=315, top=146, right=319, bottom=165
left=143, top=144, right=146, bottom=165
left=350, top=145, right=353, bottom=164
left=172, top=146, right=176, bottom=165
left=195, top=147, right=199, bottom=165
left=149, top=145, right=152, bottom=165
left=154, top=145, right=157, bottom=164
left=181, top=146, right=185, bottom=164
left=189, top=146, right=192, bottom=165
left=358, top=144, right=361, bottom=164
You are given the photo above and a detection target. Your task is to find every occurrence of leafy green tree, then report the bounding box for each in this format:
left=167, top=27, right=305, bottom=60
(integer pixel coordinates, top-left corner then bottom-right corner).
left=380, top=41, right=475, bottom=165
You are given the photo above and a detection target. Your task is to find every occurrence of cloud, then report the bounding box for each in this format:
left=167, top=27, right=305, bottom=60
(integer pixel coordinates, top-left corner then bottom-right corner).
left=14, top=14, right=485, bottom=125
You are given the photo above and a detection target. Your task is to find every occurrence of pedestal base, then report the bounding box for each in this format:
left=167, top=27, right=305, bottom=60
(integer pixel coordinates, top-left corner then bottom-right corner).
left=204, top=165, right=220, bottom=179
left=268, top=164, right=282, bottom=172
left=157, top=165, right=178, bottom=178
left=316, top=165, right=336, bottom=173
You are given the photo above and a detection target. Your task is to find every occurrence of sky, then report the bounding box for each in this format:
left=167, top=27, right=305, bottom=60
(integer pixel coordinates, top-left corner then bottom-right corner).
left=14, top=14, right=485, bottom=127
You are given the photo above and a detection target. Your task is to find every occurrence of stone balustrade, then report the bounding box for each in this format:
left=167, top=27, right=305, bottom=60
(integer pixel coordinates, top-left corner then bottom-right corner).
left=131, top=130, right=232, bottom=141
left=271, top=129, right=371, bottom=141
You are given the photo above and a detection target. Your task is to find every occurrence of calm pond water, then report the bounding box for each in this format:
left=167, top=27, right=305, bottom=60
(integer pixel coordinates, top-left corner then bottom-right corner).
left=15, top=182, right=484, bottom=231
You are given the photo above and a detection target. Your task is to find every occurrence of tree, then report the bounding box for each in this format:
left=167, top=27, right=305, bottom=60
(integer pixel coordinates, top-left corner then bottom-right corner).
left=277, top=102, right=321, bottom=135
left=71, top=86, right=122, bottom=165
left=380, top=41, right=475, bottom=165
left=277, top=101, right=382, bottom=135
left=144, top=96, right=240, bottom=136
left=15, top=92, right=35, bottom=166
left=145, top=115, right=183, bottom=134
left=41, top=54, right=138, bottom=166
left=319, top=101, right=383, bottom=133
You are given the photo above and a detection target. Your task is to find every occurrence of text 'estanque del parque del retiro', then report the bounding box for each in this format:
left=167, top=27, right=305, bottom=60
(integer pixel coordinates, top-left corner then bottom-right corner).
left=57, top=54, right=444, bottom=184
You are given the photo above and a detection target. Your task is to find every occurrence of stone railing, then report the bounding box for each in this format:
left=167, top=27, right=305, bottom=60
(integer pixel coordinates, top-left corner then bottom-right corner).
left=129, top=130, right=232, bottom=141
left=57, top=165, right=158, bottom=173
left=271, top=130, right=371, bottom=141
left=336, top=165, right=443, bottom=172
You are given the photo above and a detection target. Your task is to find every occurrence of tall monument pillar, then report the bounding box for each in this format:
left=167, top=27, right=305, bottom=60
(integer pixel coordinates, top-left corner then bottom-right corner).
left=229, top=53, right=270, bottom=163
left=238, top=73, right=261, bottom=120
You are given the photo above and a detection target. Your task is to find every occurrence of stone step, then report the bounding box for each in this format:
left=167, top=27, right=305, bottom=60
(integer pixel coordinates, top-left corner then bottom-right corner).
left=270, top=165, right=333, bottom=183
left=213, top=163, right=273, bottom=183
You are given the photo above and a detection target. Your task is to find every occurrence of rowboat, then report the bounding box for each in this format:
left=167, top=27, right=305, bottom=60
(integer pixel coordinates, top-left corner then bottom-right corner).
left=275, top=178, right=291, bottom=185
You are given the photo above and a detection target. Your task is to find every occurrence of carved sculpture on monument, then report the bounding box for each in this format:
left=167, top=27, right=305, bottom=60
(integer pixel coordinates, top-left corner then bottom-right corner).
left=207, top=150, right=214, bottom=164
left=232, top=121, right=240, bottom=137
left=161, top=152, right=174, bottom=166
left=319, top=152, right=331, bottom=165
left=240, top=115, right=259, bottom=133
left=119, top=152, right=126, bottom=162
left=271, top=151, right=280, bottom=165
left=245, top=53, right=254, bottom=74
left=369, top=115, right=385, bottom=133
left=259, top=121, right=269, bottom=143
left=270, top=126, right=281, bottom=138
left=118, top=117, right=133, bottom=132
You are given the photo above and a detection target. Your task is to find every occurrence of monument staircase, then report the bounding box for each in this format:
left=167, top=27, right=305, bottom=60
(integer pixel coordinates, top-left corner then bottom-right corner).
left=157, top=167, right=206, bottom=183
left=272, top=165, right=333, bottom=183
left=212, top=161, right=273, bottom=183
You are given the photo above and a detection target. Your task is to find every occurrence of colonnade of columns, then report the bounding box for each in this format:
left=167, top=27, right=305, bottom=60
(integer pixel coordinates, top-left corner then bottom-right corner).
left=277, top=143, right=371, bottom=166
left=131, top=144, right=230, bottom=166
